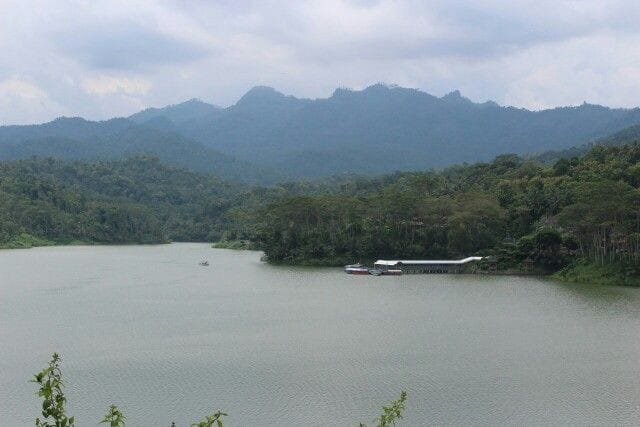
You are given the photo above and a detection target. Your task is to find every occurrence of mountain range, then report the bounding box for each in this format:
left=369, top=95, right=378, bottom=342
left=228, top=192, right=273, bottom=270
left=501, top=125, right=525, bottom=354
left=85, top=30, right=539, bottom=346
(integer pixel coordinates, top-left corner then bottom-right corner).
left=2, top=83, right=640, bottom=182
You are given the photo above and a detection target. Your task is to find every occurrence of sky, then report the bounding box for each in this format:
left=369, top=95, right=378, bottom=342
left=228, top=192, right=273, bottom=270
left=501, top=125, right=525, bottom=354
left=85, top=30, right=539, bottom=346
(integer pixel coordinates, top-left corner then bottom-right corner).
left=2, top=0, right=640, bottom=124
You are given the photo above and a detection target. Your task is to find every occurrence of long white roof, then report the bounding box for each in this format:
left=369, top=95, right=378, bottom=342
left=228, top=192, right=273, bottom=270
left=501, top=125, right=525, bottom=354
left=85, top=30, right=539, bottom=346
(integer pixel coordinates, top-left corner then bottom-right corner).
left=375, top=256, right=484, bottom=266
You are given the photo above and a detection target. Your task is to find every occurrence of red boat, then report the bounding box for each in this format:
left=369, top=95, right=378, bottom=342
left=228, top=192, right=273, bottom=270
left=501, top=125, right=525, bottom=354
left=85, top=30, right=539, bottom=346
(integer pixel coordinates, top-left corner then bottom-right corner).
left=345, top=267, right=370, bottom=274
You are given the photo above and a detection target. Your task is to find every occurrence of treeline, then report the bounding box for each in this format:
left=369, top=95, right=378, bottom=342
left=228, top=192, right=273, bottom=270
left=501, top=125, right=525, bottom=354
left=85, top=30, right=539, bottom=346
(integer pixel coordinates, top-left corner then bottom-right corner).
left=241, top=144, right=640, bottom=282
left=0, top=157, right=239, bottom=246
left=1, top=144, right=638, bottom=284
left=0, top=156, right=340, bottom=248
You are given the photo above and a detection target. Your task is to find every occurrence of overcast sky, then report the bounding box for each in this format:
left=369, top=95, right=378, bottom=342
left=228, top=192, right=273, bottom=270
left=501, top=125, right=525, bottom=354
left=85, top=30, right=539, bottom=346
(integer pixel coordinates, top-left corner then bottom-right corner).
left=2, top=0, right=640, bottom=124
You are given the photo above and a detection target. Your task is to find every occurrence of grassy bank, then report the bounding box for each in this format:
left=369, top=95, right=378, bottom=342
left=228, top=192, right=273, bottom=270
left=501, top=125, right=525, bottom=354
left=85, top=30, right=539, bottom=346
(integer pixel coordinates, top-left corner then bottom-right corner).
left=553, top=260, right=640, bottom=287
left=0, top=233, right=169, bottom=250
left=0, top=233, right=56, bottom=249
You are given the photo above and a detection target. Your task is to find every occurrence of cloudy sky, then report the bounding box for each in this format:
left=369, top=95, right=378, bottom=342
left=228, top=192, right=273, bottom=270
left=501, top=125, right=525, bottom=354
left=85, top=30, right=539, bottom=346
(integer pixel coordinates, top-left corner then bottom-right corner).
left=2, top=0, right=640, bottom=124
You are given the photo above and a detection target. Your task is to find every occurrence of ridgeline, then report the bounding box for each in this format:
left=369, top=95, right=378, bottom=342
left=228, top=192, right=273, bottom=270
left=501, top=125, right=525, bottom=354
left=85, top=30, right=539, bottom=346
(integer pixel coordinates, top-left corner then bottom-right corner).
left=4, top=84, right=640, bottom=182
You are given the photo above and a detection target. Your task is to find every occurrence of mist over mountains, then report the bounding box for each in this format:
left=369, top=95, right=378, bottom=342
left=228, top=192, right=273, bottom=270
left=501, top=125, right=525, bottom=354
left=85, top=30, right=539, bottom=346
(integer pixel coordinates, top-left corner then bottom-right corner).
left=2, top=83, right=640, bottom=182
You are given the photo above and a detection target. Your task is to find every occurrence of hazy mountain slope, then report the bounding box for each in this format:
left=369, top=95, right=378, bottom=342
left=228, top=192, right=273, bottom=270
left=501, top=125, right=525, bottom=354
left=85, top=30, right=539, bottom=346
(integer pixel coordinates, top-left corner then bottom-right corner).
left=178, top=86, right=312, bottom=157
left=3, top=84, right=640, bottom=181
left=0, top=117, right=277, bottom=182
left=533, top=124, right=640, bottom=164
left=128, top=98, right=221, bottom=127
left=134, top=84, right=640, bottom=178
left=597, top=123, right=640, bottom=146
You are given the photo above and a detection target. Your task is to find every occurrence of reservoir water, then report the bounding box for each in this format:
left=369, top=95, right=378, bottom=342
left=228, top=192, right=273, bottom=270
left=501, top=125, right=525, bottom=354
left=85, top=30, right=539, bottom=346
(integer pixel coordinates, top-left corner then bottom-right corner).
left=1, top=243, right=639, bottom=426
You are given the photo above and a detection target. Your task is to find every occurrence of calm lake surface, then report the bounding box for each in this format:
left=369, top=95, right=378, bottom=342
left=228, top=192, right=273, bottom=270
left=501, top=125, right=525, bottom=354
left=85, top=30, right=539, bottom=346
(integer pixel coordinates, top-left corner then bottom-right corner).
left=1, top=243, right=639, bottom=426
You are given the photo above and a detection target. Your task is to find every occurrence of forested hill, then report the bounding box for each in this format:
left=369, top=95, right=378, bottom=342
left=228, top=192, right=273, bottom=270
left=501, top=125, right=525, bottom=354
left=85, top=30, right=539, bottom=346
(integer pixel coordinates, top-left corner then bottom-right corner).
left=0, top=156, right=331, bottom=247
left=534, top=124, right=640, bottom=164
left=242, top=143, right=640, bottom=285
left=128, top=98, right=221, bottom=128
left=130, top=84, right=640, bottom=178
left=0, top=157, right=241, bottom=246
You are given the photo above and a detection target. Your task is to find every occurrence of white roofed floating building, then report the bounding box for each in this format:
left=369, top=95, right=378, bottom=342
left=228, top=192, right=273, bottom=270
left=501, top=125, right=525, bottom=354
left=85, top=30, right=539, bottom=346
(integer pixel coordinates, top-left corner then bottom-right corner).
left=374, top=257, right=484, bottom=274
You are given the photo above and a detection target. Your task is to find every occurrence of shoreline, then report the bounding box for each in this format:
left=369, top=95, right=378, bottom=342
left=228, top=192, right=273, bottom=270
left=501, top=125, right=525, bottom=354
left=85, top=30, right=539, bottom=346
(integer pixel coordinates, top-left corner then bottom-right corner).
left=0, top=233, right=172, bottom=250
left=2, top=238, right=637, bottom=287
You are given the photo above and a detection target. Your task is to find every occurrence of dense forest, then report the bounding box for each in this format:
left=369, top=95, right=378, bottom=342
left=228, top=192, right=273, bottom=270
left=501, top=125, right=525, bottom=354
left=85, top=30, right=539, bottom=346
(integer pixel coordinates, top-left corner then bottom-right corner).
left=0, top=157, right=236, bottom=246
left=0, top=156, right=334, bottom=247
left=1, top=142, right=639, bottom=285
left=240, top=143, right=640, bottom=285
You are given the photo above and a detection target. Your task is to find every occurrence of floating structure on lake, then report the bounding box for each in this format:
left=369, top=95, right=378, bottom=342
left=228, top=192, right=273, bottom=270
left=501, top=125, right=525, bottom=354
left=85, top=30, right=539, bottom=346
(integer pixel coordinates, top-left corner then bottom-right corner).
left=373, top=257, right=484, bottom=274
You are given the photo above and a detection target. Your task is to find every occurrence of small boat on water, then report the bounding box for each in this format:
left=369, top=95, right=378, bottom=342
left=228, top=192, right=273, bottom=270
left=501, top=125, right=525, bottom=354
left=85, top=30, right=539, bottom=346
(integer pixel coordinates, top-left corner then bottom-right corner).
left=345, top=266, right=369, bottom=274
left=199, top=260, right=209, bottom=266
left=368, top=268, right=383, bottom=276
left=345, top=263, right=369, bottom=274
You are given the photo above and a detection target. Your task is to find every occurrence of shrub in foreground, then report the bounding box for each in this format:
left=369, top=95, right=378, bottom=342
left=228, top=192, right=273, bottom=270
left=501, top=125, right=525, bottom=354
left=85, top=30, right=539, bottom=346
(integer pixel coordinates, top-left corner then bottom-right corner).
left=31, top=353, right=407, bottom=426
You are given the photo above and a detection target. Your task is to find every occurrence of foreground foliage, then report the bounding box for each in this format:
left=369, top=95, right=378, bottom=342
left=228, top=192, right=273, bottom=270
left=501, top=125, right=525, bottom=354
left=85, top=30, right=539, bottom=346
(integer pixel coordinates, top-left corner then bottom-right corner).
left=31, top=354, right=406, bottom=426
left=100, top=405, right=126, bottom=427
left=191, top=411, right=227, bottom=427
left=31, top=353, right=74, bottom=427
left=359, top=391, right=408, bottom=427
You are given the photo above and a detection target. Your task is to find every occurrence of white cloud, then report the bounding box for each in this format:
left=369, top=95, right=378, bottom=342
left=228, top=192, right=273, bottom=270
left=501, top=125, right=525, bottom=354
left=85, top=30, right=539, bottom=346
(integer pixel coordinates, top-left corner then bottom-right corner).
left=81, top=76, right=152, bottom=96
left=0, top=77, right=67, bottom=124
left=0, top=77, right=46, bottom=100
left=499, top=33, right=640, bottom=109
left=2, top=0, right=640, bottom=123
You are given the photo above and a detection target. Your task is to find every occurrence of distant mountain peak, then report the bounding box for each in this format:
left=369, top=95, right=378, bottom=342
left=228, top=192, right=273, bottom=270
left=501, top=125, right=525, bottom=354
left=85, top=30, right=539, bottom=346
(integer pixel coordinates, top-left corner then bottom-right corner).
left=331, top=87, right=353, bottom=97
left=443, top=89, right=462, bottom=99
left=439, top=90, right=501, bottom=108
left=180, top=98, right=220, bottom=108
left=481, top=100, right=500, bottom=108
left=365, top=83, right=394, bottom=91
left=184, top=97, right=205, bottom=103
left=441, top=89, right=473, bottom=104
left=128, top=97, right=219, bottom=125
left=362, top=83, right=414, bottom=94
left=51, top=116, right=88, bottom=124
left=237, top=86, right=288, bottom=104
